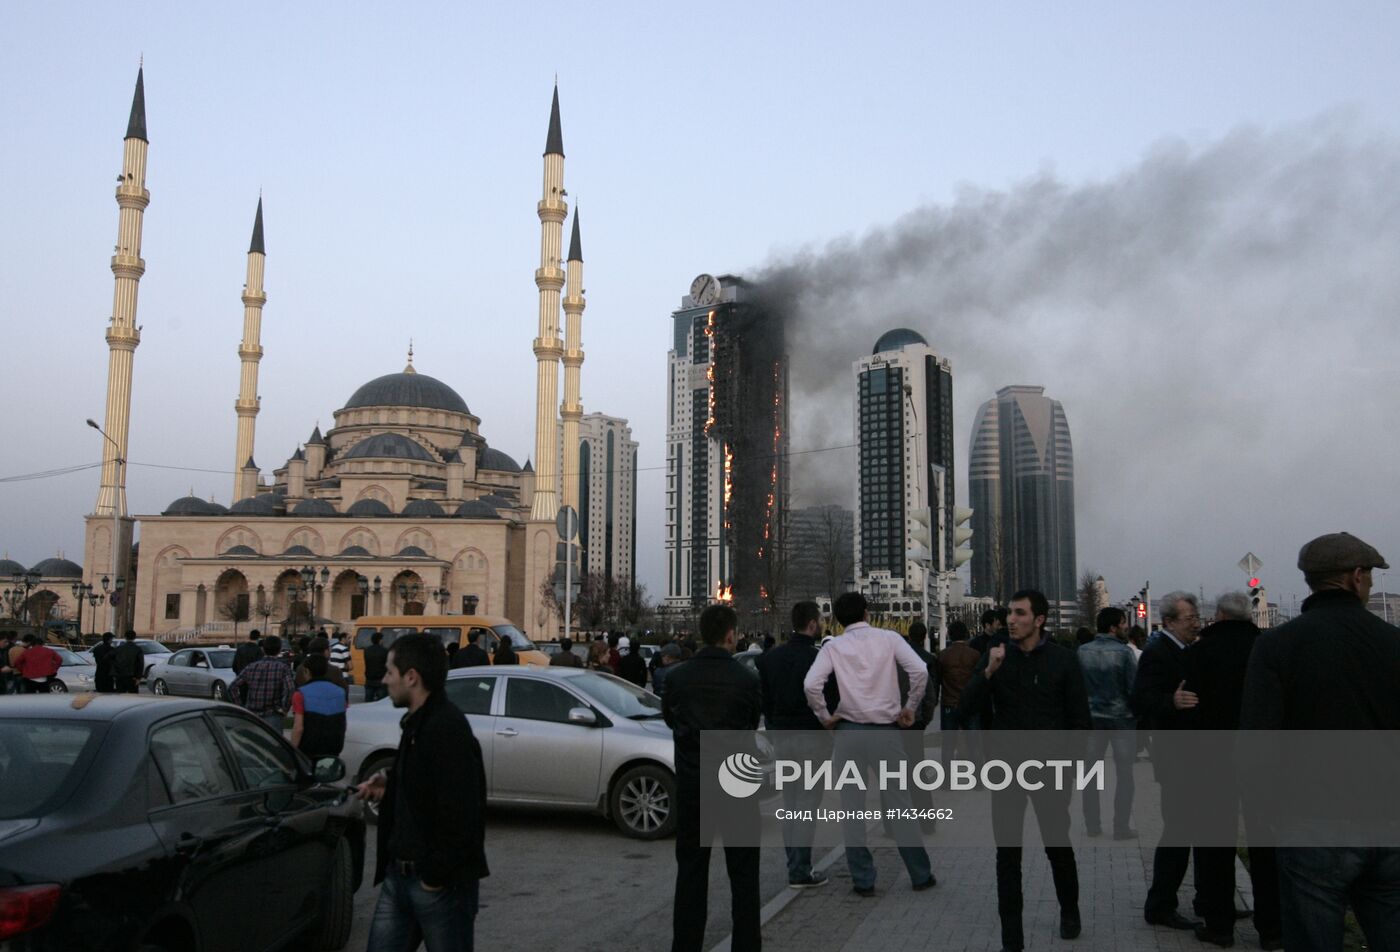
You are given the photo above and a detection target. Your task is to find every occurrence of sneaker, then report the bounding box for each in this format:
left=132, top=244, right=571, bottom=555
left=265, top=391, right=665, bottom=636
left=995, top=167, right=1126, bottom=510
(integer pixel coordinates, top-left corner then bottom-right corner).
left=1193, top=924, right=1235, bottom=947
left=852, top=885, right=875, bottom=897
left=789, top=872, right=829, bottom=889
left=1145, top=911, right=1201, bottom=930
left=1060, top=909, right=1082, bottom=939
left=912, top=875, right=937, bottom=891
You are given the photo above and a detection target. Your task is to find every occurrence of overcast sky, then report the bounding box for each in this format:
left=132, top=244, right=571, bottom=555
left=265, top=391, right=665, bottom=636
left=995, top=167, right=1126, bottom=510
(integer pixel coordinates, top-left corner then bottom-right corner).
left=4, top=2, right=1400, bottom=614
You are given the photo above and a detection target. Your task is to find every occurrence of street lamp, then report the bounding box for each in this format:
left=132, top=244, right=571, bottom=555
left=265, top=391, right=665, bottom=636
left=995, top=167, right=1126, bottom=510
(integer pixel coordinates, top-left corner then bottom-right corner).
left=10, top=571, right=41, bottom=624
left=87, top=418, right=124, bottom=633
left=432, top=586, right=451, bottom=613
left=397, top=581, right=420, bottom=614
left=297, top=565, right=330, bottom=631
left=70, top=581, right=96, bottom=637
left=286, top=582, right=302, bottom=637
left=356, top=575, right=369, bottom=620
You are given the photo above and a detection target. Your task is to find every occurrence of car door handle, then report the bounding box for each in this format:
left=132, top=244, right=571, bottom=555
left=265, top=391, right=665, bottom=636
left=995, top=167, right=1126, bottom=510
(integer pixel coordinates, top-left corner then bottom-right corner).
left=175, top=833, right=204, bottom=855
left=496, top=728, right=519, bottom=737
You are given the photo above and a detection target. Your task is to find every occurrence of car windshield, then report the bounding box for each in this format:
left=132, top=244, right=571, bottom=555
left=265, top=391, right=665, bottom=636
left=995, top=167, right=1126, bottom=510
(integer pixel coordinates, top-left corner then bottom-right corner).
left=53, top=648, right=87, bottom=666
left=492, top=624, right=536, bottom=650
left=207, top=650, right=235, bottom=669
left=137, top=641, right=173, bottom=655
left=0, top=720, right=105, bottom=820
left=567, top=671, right=664, bottom=719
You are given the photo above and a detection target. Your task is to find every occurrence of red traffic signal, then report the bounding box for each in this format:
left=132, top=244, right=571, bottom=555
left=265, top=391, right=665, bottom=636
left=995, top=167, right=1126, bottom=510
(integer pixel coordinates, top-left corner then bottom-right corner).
left=1248, top=577, right=1260, bottom=588
left=1135, top=603, right=1147, bottom=618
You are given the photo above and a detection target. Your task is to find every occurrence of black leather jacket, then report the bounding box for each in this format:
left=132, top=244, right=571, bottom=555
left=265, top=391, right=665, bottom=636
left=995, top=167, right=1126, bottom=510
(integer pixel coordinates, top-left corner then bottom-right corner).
left=960, top=635, right=1091, bottom=731
left=662, top=646, right=762, bottom=781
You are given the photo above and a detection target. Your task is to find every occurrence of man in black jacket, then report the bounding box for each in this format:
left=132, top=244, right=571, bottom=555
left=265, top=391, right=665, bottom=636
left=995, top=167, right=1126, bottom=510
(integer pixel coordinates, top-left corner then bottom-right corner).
left=1181, top=592, right=1280, bottom=948
left=111, top=630, right=144, bottom=693
left=232, top=629, right=262, bottom=675
left=452, top=629, right=491, bottom=669
left=1131, top=590, right=1204, bottom=931
left=755, top=601, right=830, bottom=888
left=1241, top=532, right=1400, bottom=952
left=663, top=604, right=763, bottom=952
left=91, top=631, right=116, bottom=692
left=355, top=633, right=488, bottom=952
left=362, top=631, right=389, bottom=701
left=960, top=589, right=1091, bottom=952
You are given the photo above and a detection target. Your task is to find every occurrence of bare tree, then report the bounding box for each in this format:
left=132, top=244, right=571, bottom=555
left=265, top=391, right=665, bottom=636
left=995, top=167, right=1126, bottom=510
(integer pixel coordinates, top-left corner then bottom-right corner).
left=1075, top=570, right=1103, bottom=632
left=816, top=505, right=855, bottom=600
left=218, top=596, right=250, bottom=640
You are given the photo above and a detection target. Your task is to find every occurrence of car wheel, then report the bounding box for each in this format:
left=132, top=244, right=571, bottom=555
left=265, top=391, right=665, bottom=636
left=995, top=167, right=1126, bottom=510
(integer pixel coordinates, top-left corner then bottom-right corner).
left=359, top=753, right=396, bottom=825
left=211, top=681, right=229, bottom=701
left=306, top=836, right=354, bottom=951
left=152, top=678, right=169, bottom=696
left=610, top=764, right=676, bottom=839
left=46, top=680, right=68, bottom=694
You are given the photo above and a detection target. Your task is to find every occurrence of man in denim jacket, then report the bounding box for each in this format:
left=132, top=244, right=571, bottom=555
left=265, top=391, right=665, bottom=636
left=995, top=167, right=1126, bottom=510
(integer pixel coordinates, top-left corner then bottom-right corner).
left=1077, top=606, right=1138, bottom=838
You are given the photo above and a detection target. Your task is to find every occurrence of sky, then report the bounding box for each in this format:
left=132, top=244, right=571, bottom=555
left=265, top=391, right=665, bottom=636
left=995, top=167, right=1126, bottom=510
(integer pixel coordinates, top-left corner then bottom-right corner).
left=4, top=1, right=1400, bottom=615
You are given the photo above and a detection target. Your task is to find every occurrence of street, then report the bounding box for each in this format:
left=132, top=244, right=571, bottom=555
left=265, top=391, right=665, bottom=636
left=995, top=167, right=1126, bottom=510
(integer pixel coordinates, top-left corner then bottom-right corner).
left=347, top=807, right=794, bottom=952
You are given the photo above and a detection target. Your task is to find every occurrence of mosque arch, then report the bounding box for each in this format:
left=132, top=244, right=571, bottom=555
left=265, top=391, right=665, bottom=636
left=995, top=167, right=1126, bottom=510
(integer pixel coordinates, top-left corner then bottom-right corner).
left=151, top=545, right=192, bottom=632
left=451, top=546, right=490, bottom=613
left=215, top=526, right=263, bottom=556
left=337, top=527, right=382, bottom=556
left=394, top=527, right=436, bottom=557
left=281, top=526, right=325, bottom=555
left=389, top=569, right=425, bottom=615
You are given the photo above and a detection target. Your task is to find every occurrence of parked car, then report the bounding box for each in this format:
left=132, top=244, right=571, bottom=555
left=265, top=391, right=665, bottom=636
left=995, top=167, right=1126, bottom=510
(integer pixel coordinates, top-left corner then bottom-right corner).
left=0, top=694, right=364, bottom=951
left=48, top=647, right=98, bottom=693
left=342, top=667, right=676, bottom=839
left=147, top=647, right=238, bottom=700
left=537, top=641, right=590, bottom=663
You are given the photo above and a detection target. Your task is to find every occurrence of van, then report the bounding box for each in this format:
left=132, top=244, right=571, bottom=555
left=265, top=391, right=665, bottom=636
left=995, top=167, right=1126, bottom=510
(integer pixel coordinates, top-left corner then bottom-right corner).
left=349, top=615, right=549, bottom=683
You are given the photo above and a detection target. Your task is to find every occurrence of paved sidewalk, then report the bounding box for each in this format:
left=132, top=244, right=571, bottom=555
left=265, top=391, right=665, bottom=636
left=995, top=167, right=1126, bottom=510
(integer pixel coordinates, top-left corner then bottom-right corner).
left=739, top=838, right=1266, bottom=952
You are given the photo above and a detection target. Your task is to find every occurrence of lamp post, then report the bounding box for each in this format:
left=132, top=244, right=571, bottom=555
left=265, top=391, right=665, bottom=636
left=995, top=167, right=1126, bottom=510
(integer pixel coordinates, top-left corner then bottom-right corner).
left=286, top=582, right=302, bottom=637
left=356, top=575, right=369, bottom=620
left=87, top=418, right=124, bottom=633
left=372, top=576, right=382, bottom=615
left=70, top=582, right=96, bottom=637
left=397, top=581, right=420, bottom=614
left=432, top=586, right=450, bottom=614
left=11, top=570, right=41, bottom=625
left=297, top=565, right=330, bottom=632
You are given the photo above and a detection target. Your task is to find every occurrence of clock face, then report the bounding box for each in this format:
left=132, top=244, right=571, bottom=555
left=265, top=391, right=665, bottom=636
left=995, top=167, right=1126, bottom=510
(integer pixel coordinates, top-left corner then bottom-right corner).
left=690, top=273, right=719, bottom=306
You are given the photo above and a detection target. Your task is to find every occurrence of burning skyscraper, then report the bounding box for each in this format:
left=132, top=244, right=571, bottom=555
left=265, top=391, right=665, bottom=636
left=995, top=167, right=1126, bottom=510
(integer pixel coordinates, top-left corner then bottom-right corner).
left=664, top=274, right=788, bottom=623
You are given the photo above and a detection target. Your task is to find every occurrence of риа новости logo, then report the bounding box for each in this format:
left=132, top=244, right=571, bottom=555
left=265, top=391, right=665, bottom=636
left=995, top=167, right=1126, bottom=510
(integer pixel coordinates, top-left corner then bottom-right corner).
left=717, top=752, right=765, bottom=799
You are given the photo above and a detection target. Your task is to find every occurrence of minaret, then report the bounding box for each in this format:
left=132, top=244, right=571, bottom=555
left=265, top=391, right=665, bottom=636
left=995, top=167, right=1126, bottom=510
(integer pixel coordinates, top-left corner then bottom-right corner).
left=94, top=66, right=148, bottom=518
left=560, top=207, right=586, bottom=512
left=233, top=198, right=267, bottom=501
left=530, top=84, right=567, bottom=521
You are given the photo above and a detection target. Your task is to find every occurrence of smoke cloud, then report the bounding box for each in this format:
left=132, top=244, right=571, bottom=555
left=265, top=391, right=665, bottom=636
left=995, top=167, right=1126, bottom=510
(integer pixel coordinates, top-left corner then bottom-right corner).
left=755, top=113, right=1400, bottom=600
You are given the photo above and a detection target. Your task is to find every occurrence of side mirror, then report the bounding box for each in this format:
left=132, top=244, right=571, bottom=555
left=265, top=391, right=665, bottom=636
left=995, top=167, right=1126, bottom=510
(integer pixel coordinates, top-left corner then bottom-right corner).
left=313, top=756, right=347, bottom=784
left=567, top=706, right=599, bottom=727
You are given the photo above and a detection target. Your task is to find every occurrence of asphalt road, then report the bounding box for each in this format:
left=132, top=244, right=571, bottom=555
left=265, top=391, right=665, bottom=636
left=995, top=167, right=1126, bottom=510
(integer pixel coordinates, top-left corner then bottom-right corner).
left=348, top=807, right=794, bottom=952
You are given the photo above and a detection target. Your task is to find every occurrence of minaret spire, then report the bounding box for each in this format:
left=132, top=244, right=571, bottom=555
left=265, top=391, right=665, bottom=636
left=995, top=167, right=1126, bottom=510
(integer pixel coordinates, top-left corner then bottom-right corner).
left=95, top=65, right=149, bottom=519
left=531, top=83, right=567, bottom=520
left=233, top=197, right=267, bottom=501
left=560, top=205, right=586, bottom=514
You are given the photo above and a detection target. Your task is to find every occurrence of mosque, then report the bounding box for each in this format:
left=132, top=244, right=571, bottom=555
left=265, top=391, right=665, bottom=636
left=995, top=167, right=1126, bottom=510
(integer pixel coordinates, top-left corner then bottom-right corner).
left=65, top=68, right=592, bottom=639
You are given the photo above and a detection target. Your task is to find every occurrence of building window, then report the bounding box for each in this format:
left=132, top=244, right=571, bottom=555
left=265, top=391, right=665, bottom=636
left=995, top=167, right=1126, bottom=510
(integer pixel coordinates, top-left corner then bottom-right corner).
left=165, top=594, right=180, bottom=620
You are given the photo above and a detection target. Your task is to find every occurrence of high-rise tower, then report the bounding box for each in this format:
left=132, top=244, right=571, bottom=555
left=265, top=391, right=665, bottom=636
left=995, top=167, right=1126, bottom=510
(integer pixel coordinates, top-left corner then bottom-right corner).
left=233, top=198, right=267, bottom=502
left=967, top=385, right=1076, bottom=621
left=560, top=208, right=586, bottom=513
left=95, top=67, right=148, bottom=519
left=529, top=85, right=567, bottom=521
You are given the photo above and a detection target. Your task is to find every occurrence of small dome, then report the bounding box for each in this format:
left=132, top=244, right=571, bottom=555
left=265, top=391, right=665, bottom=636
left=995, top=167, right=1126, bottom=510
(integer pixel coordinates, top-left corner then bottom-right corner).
left=282, top=544, right=316, bottom=557
left=341, top=433, right=437, bottom=463
left=32, top=557, right=83, bottom=579
left=222, top=544, right=258, bottom=557
left=337, top=544, right=372, bottom=558
left=478, top=447, right=521, bottom=473
left=292, top=497, right=339, bottom=516
left=478, top=493, right=513, bottom=508
left=872, top=328, right=929, bottom=355
left=397, top=545, right=430, bottom=558
left=162, top=495, right=228, bottom=516
left=229, top=495, right=279, bottom=515
left=346, top=498, right=393, bottom=518
left=0, top=558, right=29, bottom=577
left=342, top=372, right=469, bottom=414
left=402, top=499, right=446, bottom=517
left=454, top=500, right=501, bottom=519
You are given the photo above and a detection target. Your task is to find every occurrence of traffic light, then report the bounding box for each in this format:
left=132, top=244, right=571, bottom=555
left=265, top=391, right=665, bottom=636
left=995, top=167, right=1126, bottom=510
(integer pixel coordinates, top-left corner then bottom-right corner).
left=952, top=507, right=973, bottom=567
left=1135, top=601, right=1147, bottom=620
left=1250, top=581, right=1263, bottom=607
left=906, top=508, right=933, bottom=568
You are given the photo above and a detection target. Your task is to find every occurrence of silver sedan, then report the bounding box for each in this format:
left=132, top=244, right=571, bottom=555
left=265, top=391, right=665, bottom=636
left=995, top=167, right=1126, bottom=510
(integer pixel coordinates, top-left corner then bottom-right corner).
left=47, top=647, right=98, bottom=693
left=147, top=647, right=238, bottom=700
left=342, top=667, right=677, bottom=839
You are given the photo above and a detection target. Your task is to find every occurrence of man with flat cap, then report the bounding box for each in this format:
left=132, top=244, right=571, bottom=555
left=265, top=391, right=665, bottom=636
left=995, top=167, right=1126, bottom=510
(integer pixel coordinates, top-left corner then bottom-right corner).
left=1242, top=532, right=1400, bottom=952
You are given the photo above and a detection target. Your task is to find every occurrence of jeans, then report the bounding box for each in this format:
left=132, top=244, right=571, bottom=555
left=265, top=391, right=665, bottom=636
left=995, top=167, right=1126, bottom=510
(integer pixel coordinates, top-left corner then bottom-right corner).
left=367, top=866, right=478, bottom=952
left=991, top=784, right=1079, bottom=951
left=258, top=711, right=285, bottom=734
left=1277, top=847, right=1400, bottom=952
left=775, top=732, right=829, bottom=882
left=1081, top=718, right=1136, bottom=835
left=833, top=722, right=932, bottom=891
left=940, top=706, right=982, bottom=768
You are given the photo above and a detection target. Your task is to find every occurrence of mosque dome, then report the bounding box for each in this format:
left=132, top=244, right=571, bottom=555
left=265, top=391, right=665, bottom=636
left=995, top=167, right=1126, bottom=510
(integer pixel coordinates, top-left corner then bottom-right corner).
left=341, top=433, right=438, bottom=463
left=342, top=371, right=469, bottom=414
left=478, top=447, right=522, bottom=473
left=0, top=558, right=28, bottom=577
left=402, top=499, right=446, bottom=517
left=292, top=498, right=339, bottom=517
left=346, top=498, right=393, bottom=518
left=872, top=328, right=929, bottom=355
left=32, top=557, right=83, bottom=579
left=162, top=495, right=229, bottom=516
left=229, top=495, right=279, bottom=515
left=454, top=500, right=501, bottom=519
left=396, top=545, right=430, bottom=558
left=222, top=545, right=258, bottom=557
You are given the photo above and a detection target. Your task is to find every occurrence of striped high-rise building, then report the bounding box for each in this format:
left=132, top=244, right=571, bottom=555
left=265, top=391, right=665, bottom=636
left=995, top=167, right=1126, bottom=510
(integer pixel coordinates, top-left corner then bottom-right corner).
left=557, top=412, right=638, bottom=582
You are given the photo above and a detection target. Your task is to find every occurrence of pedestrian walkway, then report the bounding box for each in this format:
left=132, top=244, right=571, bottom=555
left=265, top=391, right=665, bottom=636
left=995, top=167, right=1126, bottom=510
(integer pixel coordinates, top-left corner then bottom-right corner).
left=725, top=837, right=1263, bottom=952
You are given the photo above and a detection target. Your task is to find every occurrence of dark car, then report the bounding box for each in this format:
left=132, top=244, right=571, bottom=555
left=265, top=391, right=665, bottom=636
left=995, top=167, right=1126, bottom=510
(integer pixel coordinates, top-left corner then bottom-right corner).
left=0, top=694, right=365, bottom=951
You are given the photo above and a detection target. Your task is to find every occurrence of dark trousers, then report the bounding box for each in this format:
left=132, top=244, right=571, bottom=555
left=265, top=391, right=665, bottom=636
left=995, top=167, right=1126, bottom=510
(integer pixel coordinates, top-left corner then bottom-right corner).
left=939, top=705, right=981, bottom=768
left=672, top=786, right=760, bottom=952
left=365, top=680, right=387, bottom=702
left=991, top=784, right=1078, bottom=951
left=1145, top=766, right=1198, bottom=920
left=1081, top=718, right=1135, bottom=835
left=115, top=676, right=139, bottom=694
left=1277, top=846, right=1400, bottom=952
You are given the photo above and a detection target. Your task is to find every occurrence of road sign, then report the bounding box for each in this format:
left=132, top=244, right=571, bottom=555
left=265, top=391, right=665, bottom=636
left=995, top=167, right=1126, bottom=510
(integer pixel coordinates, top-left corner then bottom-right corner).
left=556, top=505, right=579, bottom=541
left=1238, top=552, right=1263, bottom=576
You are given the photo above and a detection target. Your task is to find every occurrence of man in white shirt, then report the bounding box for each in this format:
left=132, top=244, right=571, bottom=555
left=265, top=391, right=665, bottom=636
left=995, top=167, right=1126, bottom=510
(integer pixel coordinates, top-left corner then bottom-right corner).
left=803, top=592, right=935, bottom=896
